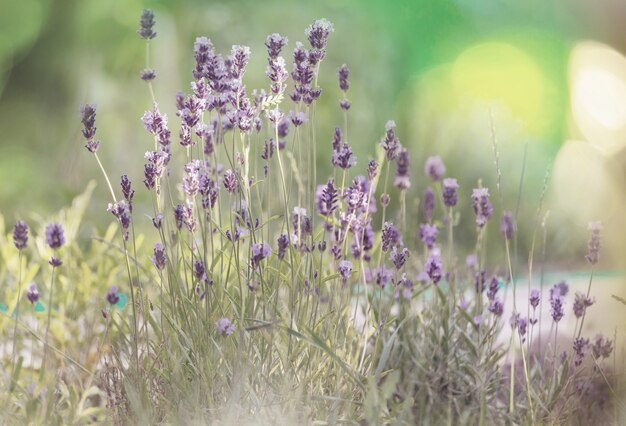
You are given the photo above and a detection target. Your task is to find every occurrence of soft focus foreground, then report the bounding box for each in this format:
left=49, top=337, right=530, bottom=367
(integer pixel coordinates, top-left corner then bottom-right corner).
left=1, top=9, right=625, bottom=425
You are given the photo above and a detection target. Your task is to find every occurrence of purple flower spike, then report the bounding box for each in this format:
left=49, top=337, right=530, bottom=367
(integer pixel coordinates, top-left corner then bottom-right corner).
left=251, top=242, right=272, bottom=268
left=45, top=223, right=65, bottom=249
left=138, top=9, right=157, bottom=40
left=152, top=242, right=166, bottom=270
left=390, top=247, right=410, bottom=270
left=425, top=253, right=443, bottom=285
left=573, top=292, right=594, bottom=318
left=338, top=260, right=352, bottom=283
left=394, top=148, right=411, bottom=190
left=419, top=223, right=438, bottom=250
left=27, top=284, right=39, bottom=305
left=529, top=289, right=540, bottom=309
left=380, top=120, right=401, bottom=161
left=13, top=221, right=29, bottom=250
left=140, top=69, right=156, bottom=82
left=106, top=286, right=120, bottom=305
left=277, top=234, right=289, bottom=260
left=424, top=156, right=446, bottom=181
left=489, top=298, right=504, bottom=316
left=381, top=222, right=401, bottom=252
left=592, top=334, right=613, bottom=359
left=266, top=33, right=288, bottom=59
left=223, top=169, right=238, bottom=193
left=338, top=64, right=350, bottom=92
left=500, top=211, right=515, bottom=240
left=306, top=18, right=334, bottom=51
left=422, top=187, right=436, bottom=223
left=550, top=295, right=565, bottom=323
left=442, top=178, right=459, bottom=208
left=585, top=221, right=602, bottom=265
left=216, top=317, right=235, bottom=337
left=367, top=160, right=379, bottom=181
left=49, top=257, right=63, bottom=267
left=316, top=179, right=338, bottom=217
left=471, top=188, right=493, bottom=228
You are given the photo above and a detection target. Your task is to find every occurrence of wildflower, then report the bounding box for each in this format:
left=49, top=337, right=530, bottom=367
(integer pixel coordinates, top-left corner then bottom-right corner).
left=489, top=298, right=504, bottom=316
left=337, top=63, right=350, bottom=92
left=152, top=242, right=166, bottom=270
left=394, top=148, right=410, bottom=189
left=550, top=281, right=569, bottom=300
left=251, top=242, right=272, bottom=268
left=229, top=45, right=250, bottom=81
left=316, top=179, right=338, bottom=216
left=13, top=220, right=28, bottom=250
left=487, top=276, right=500, bottom=301
left=266, top=33, right=288, bottom=59
left=390, top=247, right=410, bottom=270
left=332, top=142, right=356, bottom=170
left=474, top=270, right=486, bottom=294
left=422, top=187, right=436, bottom=222
left=340, top=99, right=351, bottom=111
left=573, top=292, right=595, bottom=319
left=471, top=188, right=493, bottom=228
left=442, top=178, right=459, bottom=208
left=367, top=160, right=379, bottom=181
left=585, top=221, right=602, bottom=265
left=108, top=200, right=131, bottom=241
left=424, top=156, right=446, bottom=181
left=45, top=223, right=65, bottom=249
left=500, top=211, right=515, bottom=240
left=466, top=254, right=477, bottom=269
left=277, top=234, right=289, bottom=260
left=550, top=295, right=565, bottom=323
left=27, top=284, right=39, bottom=304
left=529, top=288, right=540, bottom=309
left=223, top=169, right=238, bottom=193
left=381, top=222, right=401, bottom=252
left=338, top=260, right=352, bottom=283
left=140, top=69, right=156, bottom=81
left=380, top=120, right=401, bottom=160
left=138, top=9, right=156, bottom=39
left=120, top=175, right=135, bottom=211
left=194, top=260, right=208, bottom=283
left=216, top=317, right=235, bottom=337
left=573, top=337, right=590, bottom=367
left=419, top=224, right=438, bottom=250
left=306, top=18, right=334, bottom=51
left=292, top=207, right=313, bottom=237
left=49, top=257, right=63, bottom=267
left=591, top=334, right=613, bottom=359
left=267, top=56, right=288, bottom=95
left=106, top=286, right=120, bottom=305
left=81, top=104, right=99, bottom=153
left=425, top=253, right=443, bottom=285
left=152, top=213, right=163, bottom=229
left=290, top=111, right=308, bottom=126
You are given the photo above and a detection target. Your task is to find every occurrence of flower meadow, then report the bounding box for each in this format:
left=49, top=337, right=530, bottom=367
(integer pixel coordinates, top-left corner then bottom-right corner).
left=0, top=10, right=624, bottom=425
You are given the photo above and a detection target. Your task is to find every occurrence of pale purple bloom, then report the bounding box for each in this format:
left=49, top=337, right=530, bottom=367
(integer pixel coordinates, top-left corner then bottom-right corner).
left=390, top=247, right=409, bottom=270
left=152, top=242, right=166, bottom=270
left=573, top=292, right=594, bottom=318
left=106, top=286, right=120, bottom=305
left=442, top=178, right=459, bottom=208
left=550, top=281, right=569, bottom=300
left=550, top=295, right=565, bottom=323
left=466, top=254, right=477, bottom=268
left=266, top=33, right=288, bottom=59
left=316, top=179, right=338, bottom=216
left=290, top=111, right=308, bottom=126
left=223, top=169, right=238, bottom=193
left=500, top=211, right=515, bottom=240
left=305, top=18, right=334, bottom=51
left=251, top=242, right=272, bottom=268
left=573, top=337, right=589, bottom=367
left=424, top=156, right=446, bottom=181
left=367, top=160, right=379, bottom=181
left=419, top=224, right=438, bottom=250
left=292, top=207, right=312, bottom=236
left=45, top=223, right=65, bottom=249
left=471, top=188, right=493, bottom=228
left=422, top=187, right=436, bottom=222
left=585, top=221, right=602, bottom=265
left=120, top=175, right=135, bottom=211
left=381, top=222, right=401, bottom=252
left=13, top=221, right=28, bottom=250
left=394, top=148, right=410, bottom=189
left=380, top=120, right=401, bottom=160
left=425, top=253, right=443, bottom=284
left=338, top=260, right=352, bottom=282
left=138, top=9, right=156, bottom=39
left=592, top=334, right=613, bottom=359
left=216, top=317, right=235, bottom=337
left=489, top=299, right=504, bottom=317
left=529, top=289, right=540, bottom=309
left=27, top=284, right=39, bottom=304
left=194, top=260, right=208, bottom=284
left=277, top=234, right=289, bottom=260
left=49, top=257, right=62, bottom=267
left=486, top=276, right=500, bottom=301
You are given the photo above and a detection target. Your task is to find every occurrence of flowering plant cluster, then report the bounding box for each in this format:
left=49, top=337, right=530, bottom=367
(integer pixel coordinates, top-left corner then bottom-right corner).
left=0, top=10, right=620, bottom=425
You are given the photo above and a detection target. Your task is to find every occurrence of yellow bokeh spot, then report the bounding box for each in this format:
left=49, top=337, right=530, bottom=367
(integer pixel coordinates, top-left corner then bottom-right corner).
left=451, top=42, right=548, bottom=134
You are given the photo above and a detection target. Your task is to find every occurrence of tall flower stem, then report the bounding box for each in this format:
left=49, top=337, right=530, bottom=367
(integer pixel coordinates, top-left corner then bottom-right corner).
left=10, top=251, right=23, bottom=391
left=41, top=266, right=57, bottom=376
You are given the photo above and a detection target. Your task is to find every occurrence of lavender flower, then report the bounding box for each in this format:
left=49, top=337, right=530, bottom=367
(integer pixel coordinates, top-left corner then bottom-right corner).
left=45, top=223, right=65, bottom=249
left=290, top=111, right=308, bottom=126
left=573, top=337, right=589, bottom=367
left=194, top=260, right=208, bottom=283
left=550, top=281, right=569, bottom=300
left=251, top=242, right=272, bottom=268
left=120, top=175, right=134, bottom=211
left=338, top=64, right=350, bottom=92
left=140, top=69, right=156, bottom=82
left=500, top=211, right=515, bottom=240
left=529, top=289, right=540, bottom=309
left=471, top=188, right=493, bottom=228
left=489, top=298, right=504, bottom=316
left=367, top=160, right=379, bottom=181
left=573, top=292, right=594, bottom=318
left=306, top=18, right=334, bottom=51
left=550, top=295, right=565, bottom=323
left=338, top=260, right=352, bottom=283
left=106, top=286, right=120, bottom=305
left=424, top=156, right=446, bottom=181
left=425, top=253, right=443, bottom=285
left=332, top=138, right=356, bottom=170
left=216, top=317, right=235, bottom=337
left=108, top=200, right=131, bottom=241
left=340, top=99, right=351, bottom=111
left=390, top=247, right=410, bottom=270
left=316, top=179, right=338, bottom=216
left=223, top=169, right=238, bottom=193
left=419, top=224, right=438, bottom=250
left=585, top=221, right=602, bottom=265
left=27, top=284, right=39, bottom=304
left=394, top=148, right=410, bottom=190
left=380, top=120, right=401, bottom=160
left=422, top=187, right=436, bottom=222
left=152, top=242, right=166, bottom=270
left=592, top=334, right=613, bottom=359
left=277, top=234, right=289, bottom=260
left=442, top=178, right=459, bottom=208
left=292, top=207, right=313, bottom=237
left=267, top=56, right=288, bottom=95
left=13, top=220, right=28, bottom=250
left=49, top=257, right=63, bottom=267
left=138, top=9, right=157, bottom=40
left=381, top=222, right=401, bottom=252
left=81, top=104, right=99, bottom=153
left=487, top=276, right=500, bottom=301
left=266, top=33, right=288, bottom=59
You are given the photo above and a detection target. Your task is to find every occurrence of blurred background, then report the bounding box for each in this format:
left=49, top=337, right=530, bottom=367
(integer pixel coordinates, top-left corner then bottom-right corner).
left=1, top=0, right=625, bottom=272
